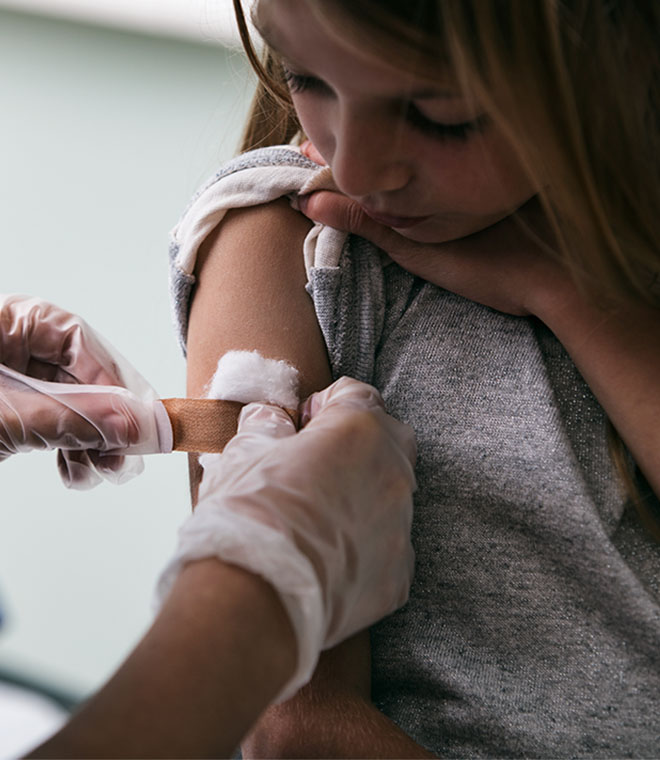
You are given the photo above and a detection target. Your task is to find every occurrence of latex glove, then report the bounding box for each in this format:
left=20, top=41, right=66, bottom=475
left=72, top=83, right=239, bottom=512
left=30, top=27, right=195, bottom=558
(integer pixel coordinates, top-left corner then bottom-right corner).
left=0, top=294, right=168, bottom=489
left=156, top=376, right=416, bottom=701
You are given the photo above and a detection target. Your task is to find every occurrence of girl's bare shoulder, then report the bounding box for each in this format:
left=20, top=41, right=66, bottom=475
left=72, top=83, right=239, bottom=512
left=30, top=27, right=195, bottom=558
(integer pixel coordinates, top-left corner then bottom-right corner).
left=196, top=198, right=313, bottom=275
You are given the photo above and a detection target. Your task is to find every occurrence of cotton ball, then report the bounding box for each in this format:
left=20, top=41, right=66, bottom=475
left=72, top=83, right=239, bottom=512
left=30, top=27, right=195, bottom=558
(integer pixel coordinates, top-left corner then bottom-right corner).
left=206, top=350, right=300, bottom=408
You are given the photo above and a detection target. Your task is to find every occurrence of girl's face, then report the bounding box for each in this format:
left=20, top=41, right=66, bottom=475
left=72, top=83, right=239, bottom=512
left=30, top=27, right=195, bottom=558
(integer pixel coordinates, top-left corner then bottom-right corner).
left=256, top=0, right=537, bottom=244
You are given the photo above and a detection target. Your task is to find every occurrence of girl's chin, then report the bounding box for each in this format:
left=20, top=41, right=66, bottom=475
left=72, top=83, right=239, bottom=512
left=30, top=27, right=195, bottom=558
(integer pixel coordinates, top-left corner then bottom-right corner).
left=392, top=213, right=512, bottom=244
left=392, top=223, right=483, bottom=245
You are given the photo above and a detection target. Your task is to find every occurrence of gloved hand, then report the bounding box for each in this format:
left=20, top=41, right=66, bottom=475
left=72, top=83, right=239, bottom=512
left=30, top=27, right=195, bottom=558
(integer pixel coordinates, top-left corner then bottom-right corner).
left=0, top=294, right=169, bottom=489
left=156, top=376, right=417, bottom=701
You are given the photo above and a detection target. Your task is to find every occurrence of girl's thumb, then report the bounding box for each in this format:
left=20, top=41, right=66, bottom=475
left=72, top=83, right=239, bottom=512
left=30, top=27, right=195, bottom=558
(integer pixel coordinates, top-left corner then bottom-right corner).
left=299, top=191, right=399, bottom=251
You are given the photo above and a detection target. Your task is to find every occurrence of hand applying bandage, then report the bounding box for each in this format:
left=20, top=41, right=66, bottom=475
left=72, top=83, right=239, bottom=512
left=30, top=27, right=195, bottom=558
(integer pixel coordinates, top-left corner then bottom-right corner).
left=156, top=375, right=417, bottom=702
left=0, top=294, right=170, bottom=489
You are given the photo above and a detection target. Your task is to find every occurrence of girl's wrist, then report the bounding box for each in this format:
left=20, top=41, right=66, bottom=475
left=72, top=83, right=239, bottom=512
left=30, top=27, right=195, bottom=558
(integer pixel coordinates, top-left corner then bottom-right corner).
left=523, top=262, right=582, bottom=328
left=531, top=284, right=599, bottom=346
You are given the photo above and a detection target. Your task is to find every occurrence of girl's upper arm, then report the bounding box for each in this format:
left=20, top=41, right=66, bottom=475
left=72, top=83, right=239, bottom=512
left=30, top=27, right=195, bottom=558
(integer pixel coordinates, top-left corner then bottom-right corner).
left=185, top=198, right=333, bottom=502
left=186, top=197, right=333, bottom=399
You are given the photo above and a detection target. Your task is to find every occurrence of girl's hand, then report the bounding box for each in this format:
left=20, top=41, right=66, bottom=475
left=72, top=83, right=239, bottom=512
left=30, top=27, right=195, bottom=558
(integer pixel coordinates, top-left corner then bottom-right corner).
left=298, top=188, right=571, bottom=319
left=298, top=162, right=660, bottom=513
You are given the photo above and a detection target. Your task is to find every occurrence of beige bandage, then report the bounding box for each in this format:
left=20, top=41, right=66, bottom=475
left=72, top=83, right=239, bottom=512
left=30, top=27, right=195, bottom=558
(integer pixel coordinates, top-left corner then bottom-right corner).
left=160, top=398, right=299, bottom=453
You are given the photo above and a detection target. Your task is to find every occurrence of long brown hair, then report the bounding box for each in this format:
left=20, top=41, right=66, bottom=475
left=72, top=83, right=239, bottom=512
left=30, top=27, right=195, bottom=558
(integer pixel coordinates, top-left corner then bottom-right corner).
left=233, top=0, right=660, bottom=537
left=235, top=0, right=659, bottom=301
left=233, top=1, right=300, bottom=150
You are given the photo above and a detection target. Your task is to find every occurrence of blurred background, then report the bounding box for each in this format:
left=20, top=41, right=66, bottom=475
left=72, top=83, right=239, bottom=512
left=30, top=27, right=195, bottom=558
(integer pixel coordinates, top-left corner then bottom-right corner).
left=0, top=1, right=253, bottom=754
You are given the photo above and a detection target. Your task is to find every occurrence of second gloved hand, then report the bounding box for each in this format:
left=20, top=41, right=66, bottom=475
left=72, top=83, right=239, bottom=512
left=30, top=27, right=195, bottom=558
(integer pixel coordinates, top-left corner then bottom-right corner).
left=0, top=294, right=169, bottom=489
left=156, top=376, right=417, bottom=701
left=0, top=363, right=170, bottom=487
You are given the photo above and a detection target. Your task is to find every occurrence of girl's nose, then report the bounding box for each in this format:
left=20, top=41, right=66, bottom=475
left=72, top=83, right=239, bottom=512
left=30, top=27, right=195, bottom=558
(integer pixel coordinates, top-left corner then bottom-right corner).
left=330, top=108, right=411, bottom=198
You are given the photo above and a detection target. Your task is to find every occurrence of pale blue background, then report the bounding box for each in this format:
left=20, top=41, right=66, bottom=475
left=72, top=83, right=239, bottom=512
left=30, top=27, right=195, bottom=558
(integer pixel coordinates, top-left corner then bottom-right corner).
left=0, top=6, right=252, bottom=699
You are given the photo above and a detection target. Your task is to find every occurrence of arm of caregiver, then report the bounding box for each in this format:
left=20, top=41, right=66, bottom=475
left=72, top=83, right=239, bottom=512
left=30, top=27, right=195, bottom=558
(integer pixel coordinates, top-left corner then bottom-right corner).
left=186, top=200, right=433, bottom=758
left=28, top=558, right=297, bottom=760
left=28, top=380, right=417, bottom=759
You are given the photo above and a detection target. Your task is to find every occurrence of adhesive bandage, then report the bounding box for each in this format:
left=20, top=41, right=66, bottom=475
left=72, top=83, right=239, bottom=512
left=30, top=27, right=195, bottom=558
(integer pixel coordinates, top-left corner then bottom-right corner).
left=158, top=351, right=300, bottom=453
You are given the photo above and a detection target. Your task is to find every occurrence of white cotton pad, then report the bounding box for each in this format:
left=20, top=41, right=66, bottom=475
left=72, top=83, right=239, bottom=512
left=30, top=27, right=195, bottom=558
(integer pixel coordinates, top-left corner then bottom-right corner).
left=206, top=350, right=300, bottom=408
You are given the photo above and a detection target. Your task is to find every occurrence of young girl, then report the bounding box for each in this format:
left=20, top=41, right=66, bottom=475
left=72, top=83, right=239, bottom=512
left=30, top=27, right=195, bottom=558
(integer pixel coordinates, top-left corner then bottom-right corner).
left=169, top=0, right=660, bottom=756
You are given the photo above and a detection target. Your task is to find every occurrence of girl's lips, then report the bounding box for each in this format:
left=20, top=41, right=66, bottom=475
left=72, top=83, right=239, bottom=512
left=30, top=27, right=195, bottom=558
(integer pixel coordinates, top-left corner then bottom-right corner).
left=360, top=207, right=432, bottom=229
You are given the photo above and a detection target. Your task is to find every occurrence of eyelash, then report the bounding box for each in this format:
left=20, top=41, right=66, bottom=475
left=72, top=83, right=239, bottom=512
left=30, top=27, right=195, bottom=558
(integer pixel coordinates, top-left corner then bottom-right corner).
left=283, top=70, right=328, bottom=96
left=282, top=69, right=487, bottom=142
left=404, top=103, right=488, bottom=141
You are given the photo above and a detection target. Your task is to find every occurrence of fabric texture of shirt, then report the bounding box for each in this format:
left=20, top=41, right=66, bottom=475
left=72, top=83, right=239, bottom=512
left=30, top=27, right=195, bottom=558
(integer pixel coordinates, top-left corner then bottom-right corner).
left=169, top=146, right=660, bottom=758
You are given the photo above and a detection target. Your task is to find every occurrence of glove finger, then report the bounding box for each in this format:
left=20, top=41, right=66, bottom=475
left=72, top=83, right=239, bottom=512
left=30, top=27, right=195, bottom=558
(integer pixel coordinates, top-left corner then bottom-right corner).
left=379, top=413, right=418, bottom=471
left=208, top=404, right=297, bottom=489
left=300, top=376, right=385, bottom=427
left=91, top=449, right=144, bottom=485
left=302, top=379, right=417, bottom=474
left=58, top=449, right=144, bottom=489
left=236, top=402, right=297, bottom=439
left=57, top=450, right=103, bottom=490
left=0, top=366, right=156, bottom=453
left=89, top=450, right=125, bottom=475
left=22, top=357, right=63, bottom=383
left=0, top=297, right=159, bottom=406
left=0, top=296, right=121, bottom=385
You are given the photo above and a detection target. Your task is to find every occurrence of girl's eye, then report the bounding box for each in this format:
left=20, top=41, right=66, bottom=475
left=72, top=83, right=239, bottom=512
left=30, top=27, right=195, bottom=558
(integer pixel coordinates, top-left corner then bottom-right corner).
left=282, top=69, right=329, bottom=95
left=405, top=103, right=489, bottom=142
left=282, top=66, right=488, bottom=142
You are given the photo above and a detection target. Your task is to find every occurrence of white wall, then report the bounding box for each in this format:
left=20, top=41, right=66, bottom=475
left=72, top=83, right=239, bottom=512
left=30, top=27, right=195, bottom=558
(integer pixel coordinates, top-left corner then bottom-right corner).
left=0, top=0, right=241, bottom=45
left=0, top=7, right=252, bottom=699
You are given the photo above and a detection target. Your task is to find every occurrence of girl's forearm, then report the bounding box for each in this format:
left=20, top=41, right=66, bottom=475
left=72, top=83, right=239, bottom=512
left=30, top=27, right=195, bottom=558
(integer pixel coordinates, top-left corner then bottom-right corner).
left=534, top=286, right=660, bottom=499
left=28, top=559, right=296, bottom=759
left=244, top=690, right=436, bottom=759
left=244, top=634, right=436, bottom=759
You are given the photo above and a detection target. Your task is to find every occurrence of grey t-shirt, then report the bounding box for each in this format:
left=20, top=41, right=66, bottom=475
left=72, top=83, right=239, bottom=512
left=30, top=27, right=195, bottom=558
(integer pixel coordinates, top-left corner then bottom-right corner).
left=170, top=147, right=660, bottom=758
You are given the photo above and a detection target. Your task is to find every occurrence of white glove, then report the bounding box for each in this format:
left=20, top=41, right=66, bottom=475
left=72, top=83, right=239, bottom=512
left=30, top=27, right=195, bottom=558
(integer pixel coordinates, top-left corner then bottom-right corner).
left=156, top=376, right=417, bottom=701
left=0, top=294, right=169, bottom=489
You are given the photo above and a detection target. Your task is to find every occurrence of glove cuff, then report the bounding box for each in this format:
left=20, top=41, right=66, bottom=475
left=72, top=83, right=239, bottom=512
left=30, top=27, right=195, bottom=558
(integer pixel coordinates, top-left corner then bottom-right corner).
left=154, top=508, right=324, bottom=702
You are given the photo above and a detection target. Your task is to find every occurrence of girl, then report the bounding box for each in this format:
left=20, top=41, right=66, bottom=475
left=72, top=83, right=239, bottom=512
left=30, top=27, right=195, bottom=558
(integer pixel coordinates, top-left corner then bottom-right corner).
left=170, top=0, right=660, bottom=756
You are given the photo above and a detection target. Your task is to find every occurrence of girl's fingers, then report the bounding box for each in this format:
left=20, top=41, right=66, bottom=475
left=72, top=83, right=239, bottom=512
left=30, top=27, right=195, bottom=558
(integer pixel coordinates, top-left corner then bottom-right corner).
left=298, top=191, right=462, bottom=291
left=298, top=190, right=561, bottom=316
left=299, top=191, right=404, bottom=253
